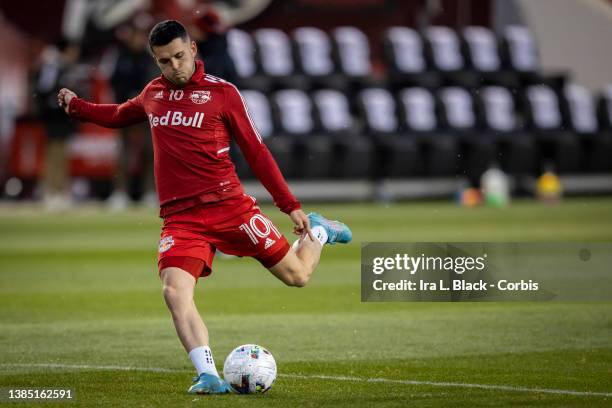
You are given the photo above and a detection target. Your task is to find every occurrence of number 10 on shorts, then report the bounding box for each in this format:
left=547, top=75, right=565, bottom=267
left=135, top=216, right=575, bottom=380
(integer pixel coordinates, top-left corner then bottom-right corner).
left=239, top=214, right=281, bottom=246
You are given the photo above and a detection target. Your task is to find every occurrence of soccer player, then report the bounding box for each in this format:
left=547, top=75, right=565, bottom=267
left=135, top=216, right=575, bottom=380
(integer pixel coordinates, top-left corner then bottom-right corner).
left=57, top=20, right=351, bottom=394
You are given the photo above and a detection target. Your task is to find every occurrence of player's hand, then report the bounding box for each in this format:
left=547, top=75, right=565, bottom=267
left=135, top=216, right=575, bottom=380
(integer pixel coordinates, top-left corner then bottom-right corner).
left=57, top=88, right=77, bottom=114
left=289, top=209, right=315, bottom=241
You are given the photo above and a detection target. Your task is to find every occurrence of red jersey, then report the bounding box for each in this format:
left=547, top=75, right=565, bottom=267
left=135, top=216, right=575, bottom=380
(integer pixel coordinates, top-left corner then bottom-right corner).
left=67, top=60, right=300, bottom=216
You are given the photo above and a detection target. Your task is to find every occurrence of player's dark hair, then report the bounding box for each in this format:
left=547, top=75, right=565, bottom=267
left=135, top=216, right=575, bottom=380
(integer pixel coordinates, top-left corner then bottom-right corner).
left=148, top=20, right=189, bottom=52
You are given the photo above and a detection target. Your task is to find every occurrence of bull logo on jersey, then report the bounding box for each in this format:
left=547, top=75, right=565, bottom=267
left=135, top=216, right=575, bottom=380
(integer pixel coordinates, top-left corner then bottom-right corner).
left=158, top=236, right=174, bottom=253
left=190, top=90, right=211, bottom=104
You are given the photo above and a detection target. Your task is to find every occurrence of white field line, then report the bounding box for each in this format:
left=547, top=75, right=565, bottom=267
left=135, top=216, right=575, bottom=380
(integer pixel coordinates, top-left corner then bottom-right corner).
left=1, top=363, right=183, bottom=373
left=1, top=363, right=610, bottom=398
left=284, top=373, right=612, bottom=398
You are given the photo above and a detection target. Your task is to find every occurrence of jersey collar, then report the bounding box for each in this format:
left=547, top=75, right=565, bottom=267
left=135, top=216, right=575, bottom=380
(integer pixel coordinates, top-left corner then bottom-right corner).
left=161, top=60, right=205, bottom=89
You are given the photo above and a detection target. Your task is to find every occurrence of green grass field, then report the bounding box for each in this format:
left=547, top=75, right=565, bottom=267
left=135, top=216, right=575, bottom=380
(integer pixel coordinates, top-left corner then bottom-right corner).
left=1, top=198, right=611, bottom=407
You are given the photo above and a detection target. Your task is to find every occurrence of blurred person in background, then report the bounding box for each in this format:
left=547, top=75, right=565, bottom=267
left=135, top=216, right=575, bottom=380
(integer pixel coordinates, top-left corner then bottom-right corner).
left=106, top=16, right=158, bottom=210
left=34, top=38, right=83, bottom=210
left=190, top=3, right=237, bottom=83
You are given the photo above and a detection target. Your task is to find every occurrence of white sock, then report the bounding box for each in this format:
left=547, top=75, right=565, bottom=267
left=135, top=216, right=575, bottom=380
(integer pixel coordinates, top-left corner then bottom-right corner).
left=188, top=346, right=218, bottom=376
left=311, top=225, right=328, bottom=245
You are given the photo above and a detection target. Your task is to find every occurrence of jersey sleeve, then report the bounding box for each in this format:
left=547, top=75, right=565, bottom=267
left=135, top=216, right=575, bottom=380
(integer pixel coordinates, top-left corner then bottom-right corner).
left=223, top=85, right=301, bottom=214
left=67, top=89, right=147, bottom=128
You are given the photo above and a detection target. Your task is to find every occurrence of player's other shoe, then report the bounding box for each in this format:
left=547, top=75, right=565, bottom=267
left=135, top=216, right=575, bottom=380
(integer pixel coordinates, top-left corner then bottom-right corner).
left=187, top=373, right=232, bottom=394
left=308, top=212, right=352, bottom=245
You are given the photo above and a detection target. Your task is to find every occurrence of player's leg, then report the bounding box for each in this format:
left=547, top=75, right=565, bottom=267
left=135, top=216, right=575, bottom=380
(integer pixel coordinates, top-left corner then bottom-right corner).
left=210, top=196, right=352, bottom=288
left=160, top=266, right=231, bottom=394
left=268, top=233, right=322, bottom=287
left=160, top=267, right=208, bottom=351
left=268, top=212, right=352, bottom=287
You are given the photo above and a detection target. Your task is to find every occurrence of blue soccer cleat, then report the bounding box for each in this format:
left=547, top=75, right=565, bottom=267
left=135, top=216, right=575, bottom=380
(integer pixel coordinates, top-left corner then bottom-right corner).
left=187, top=373, right=232, bottom=395
left=308, top=212, right=352, bottom=245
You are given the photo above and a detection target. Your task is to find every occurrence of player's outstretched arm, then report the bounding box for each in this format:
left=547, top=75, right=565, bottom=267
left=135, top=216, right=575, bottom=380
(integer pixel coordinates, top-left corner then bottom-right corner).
left=57, top=87, right=147, bottom=128
left=223, top=85, right=301, bottom=216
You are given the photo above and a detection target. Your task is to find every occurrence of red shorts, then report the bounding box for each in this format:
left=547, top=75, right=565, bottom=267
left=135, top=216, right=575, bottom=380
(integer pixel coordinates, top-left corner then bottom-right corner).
left=157, top=194, right=290, bottom=279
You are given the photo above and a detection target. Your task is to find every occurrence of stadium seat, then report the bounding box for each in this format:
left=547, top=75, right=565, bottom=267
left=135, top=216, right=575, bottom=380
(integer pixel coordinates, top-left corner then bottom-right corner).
left=227, top=29, right=270, bottom=91
left=597, top=84, right=612, bottom=130
left=595, top=84, right=612, bottom=171
left=423, top=26, right=477, bottom=88
left=253, top=28, right=309, bottom=90
left=438, top=86, right=496, bottom=182
left=439, top=87, right=477, bottom=130
left=272, top=89, right=333, bottom=178
left=293, top=27, right=348, bottom=90
left=500, top=25, right=565, bottom=89
left=396, top=87, right=458, bottom=175
left=332, top=27, right=379, bottom=90
left=564, top=84, right=612, bottom=172
left=311, top=89, right=372, bottom=178
left=461, top=26, right=519, bottom=88
left=241, top=90, right=274, bottom=139
left=357, top=88, right=420, bottom=178
left=564, top=84, right=598, bottom=135
left=501, top=26, right=539, bottom=74
left=522, top=84, right=581, bottom=172
left=477, top=86, right=537, bottom=175
left=234, top=90, right=295, bottom=179
left=382, top=26, right=441, bottom=89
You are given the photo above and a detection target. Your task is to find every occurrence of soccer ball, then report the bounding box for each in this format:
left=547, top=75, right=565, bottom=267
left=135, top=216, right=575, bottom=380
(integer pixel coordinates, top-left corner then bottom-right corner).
left=223, top=344, right=277, bottom=394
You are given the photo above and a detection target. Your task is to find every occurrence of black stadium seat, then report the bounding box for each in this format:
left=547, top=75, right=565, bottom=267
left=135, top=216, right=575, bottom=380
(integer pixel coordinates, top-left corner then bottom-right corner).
left=382, top=26, right=441, bottom=89
left=595, top=85, right=612, bottom=171
left=461, top=26, right=519, bottom=88
left=523, top=84, right=580, bottom=172
left=597, top=85, right=612, bottom=130
left=271, top=89, right=333, bottom=179
left=253, top=28, right=309, bottom=90
left=357, top=88, right=420, bottom=178
left=500, top=26, right=539, bottom=74
left=476, top=86, right=536, bottom=175
left=500, top=25, right=565, bottom=89
left=227, top=29, right=270, bottom=91
left=439, top=87, right=477, bottom=130
left=438, top=86, right=496, bottom=181
left=396, top=87, right=458, bottom=175
left=332, top=26, right=380, bottom=90
left=234, top=90, right=294, bottom=179
left=564, top=84, right=612, bottom=172
left=241, top=90, right=274, bottom=139
left=423, top=26, right=478, bottom=88
left=311, top=89, right=372, bottom=178
left=564, top=84, right=598, bottom=135
left=293, top=27, right=348, bottom=91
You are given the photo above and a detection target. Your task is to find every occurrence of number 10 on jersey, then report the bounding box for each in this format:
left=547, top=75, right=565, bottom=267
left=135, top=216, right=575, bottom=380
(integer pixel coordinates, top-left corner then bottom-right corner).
left=239, top=214, right=281, bottom=245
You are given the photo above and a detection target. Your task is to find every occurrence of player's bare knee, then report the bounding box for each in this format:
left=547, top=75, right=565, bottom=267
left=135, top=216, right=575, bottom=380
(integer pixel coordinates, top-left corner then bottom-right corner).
left=162, top=283, right=174, bottom=298
left=162, top=283, right=191, bottom=309
left=291, top=274, right=309, bottom=288
left=162, top=284, right=178, bottom=305
left=287, top=266, right=310, bottom=288
left=270, top=255, right=312, bottom=287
